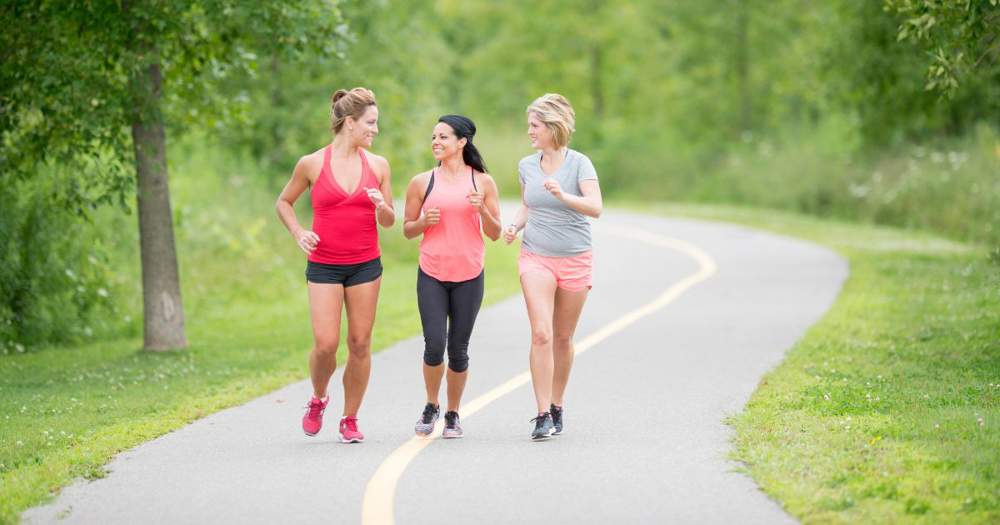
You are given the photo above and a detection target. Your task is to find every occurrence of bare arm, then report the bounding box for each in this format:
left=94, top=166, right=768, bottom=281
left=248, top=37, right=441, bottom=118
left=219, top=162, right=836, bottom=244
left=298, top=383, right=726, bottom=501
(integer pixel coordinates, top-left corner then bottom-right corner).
left=503, top=184, right=529, bottom=244
left=402, top=173, right=438, bottom=239
left=473, top=174, right=502, bottom=241
left=542, top=178, right=602, bottom=218
left=557, top=179, right=602, bottom=218
left=276, top=155, right=321, bottom=255
left=368, top=154, right=396, bottom=228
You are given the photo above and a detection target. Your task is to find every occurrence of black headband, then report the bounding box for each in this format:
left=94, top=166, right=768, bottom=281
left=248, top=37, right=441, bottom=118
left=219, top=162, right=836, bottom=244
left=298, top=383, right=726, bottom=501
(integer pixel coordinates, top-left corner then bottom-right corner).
left=438, top=114, right=476, bottom=142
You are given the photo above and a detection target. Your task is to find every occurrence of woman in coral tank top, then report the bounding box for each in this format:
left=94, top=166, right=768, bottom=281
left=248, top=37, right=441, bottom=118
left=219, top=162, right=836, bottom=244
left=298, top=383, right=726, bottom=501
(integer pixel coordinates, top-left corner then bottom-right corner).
left=275, top=87, right=395, bottom=443
left=403, top=115, right=501, bottom=439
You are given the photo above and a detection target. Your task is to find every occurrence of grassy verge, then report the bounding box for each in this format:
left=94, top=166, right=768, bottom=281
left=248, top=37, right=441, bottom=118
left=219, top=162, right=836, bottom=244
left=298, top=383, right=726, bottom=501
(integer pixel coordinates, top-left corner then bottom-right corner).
left=0, top=146, right=522, bottom=524
left=635, top=202, right=999, bottom=524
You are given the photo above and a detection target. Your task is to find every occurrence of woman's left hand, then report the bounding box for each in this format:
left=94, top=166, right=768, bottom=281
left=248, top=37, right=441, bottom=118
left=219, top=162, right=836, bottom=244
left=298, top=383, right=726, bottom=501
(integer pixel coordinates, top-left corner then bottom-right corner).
left=467, top=190, right=484, bottom=210
left=365, top=187, right=387, bottom=209
left=543, top=178, right=563, bottom=200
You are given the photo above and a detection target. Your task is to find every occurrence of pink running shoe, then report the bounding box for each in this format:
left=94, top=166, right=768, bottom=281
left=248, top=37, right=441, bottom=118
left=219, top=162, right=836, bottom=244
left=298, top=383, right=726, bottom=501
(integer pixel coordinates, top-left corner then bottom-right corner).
left=339, top=416, right=365, bottom=443
left=302, top=395, right=329, bottom=436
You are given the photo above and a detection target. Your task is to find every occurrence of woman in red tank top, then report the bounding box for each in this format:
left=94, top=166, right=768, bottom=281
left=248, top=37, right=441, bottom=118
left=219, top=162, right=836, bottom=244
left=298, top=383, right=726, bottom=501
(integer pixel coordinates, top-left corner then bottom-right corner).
left=403, top=115, right=501, bottom=438
left=275, top=87, right=395, bottom=444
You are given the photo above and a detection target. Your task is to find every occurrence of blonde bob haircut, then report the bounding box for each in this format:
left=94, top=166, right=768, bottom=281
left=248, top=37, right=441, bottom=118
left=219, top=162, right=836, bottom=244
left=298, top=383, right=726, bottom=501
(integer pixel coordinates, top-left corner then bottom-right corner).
left=526, top=93, right=576, bottom=149
left=331, top=87, right=377, bottom=134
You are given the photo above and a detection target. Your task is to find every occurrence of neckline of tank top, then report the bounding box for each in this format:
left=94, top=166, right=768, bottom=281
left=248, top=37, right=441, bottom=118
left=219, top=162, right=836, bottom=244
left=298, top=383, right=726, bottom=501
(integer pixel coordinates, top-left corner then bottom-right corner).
left=424, top=165, right=477, bottom=202
left=323, top=145, right=370, bottom=197
left=538, top=148, right=572, bottom=177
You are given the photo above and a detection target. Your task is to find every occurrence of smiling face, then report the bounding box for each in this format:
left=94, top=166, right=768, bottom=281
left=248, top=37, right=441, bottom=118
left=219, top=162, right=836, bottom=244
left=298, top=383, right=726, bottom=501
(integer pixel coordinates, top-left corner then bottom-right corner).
left=346, top=105, right=379, bottom=148
left=527, top=112, right=554, bottom=150
left=431, top=122, right=466, bottom=162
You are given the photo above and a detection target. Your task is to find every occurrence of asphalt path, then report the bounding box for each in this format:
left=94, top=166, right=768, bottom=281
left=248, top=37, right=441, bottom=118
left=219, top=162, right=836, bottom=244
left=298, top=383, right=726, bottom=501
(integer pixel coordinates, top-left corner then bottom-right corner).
left=23, top=208, right=847, bottom=524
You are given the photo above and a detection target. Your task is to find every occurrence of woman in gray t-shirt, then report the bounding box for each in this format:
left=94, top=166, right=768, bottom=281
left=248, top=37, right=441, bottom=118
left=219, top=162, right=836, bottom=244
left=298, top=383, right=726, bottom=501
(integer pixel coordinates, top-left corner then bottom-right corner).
left=503, top=93, right=603, bottom=440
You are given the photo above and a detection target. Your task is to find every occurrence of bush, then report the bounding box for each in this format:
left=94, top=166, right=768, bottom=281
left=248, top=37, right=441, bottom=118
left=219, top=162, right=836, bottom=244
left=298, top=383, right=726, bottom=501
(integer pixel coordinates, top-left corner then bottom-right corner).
left=0, top=170, right=119, bottom=351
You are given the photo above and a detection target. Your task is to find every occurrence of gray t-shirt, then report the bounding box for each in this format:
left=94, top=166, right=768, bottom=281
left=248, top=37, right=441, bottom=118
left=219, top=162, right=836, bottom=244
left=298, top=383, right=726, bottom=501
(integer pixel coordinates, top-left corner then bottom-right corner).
left=518, top=149, right=599, bottom=257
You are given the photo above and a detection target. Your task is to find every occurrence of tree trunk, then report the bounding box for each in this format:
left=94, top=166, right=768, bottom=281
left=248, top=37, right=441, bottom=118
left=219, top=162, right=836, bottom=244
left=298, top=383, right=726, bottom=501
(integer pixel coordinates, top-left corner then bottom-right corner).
left=129, top=50, right=187, bottom=351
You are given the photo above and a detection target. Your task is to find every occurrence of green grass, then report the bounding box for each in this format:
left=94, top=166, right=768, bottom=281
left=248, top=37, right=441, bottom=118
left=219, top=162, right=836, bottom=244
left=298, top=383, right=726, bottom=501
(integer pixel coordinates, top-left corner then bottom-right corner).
left=635, top=202, right=1000, bottom=524
left=0, top=145, right=522, bottom=524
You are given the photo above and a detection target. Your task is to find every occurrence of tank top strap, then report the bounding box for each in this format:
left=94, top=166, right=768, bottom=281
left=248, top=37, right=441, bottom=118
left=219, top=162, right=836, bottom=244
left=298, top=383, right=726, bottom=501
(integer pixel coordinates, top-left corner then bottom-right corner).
left=317, top=144, right=332, bottom=186
left=358, top=148, right=378, bottom=187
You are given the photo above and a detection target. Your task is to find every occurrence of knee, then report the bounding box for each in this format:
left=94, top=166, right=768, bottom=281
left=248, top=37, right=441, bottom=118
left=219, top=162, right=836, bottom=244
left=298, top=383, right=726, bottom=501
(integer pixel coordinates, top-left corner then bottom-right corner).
left=347, top=333, right=371, bottom=352
left=447, top=344, right=469, bottom=372
left=447, top=355, right=469, bottom=373
left=423, top=347, right=445, bottom=367
left=423, top=334, right=445, bottom=366
left=530, top=328, right=551, bottom=347
left=553, top=333, right=574, bottom=349
left=346, top=336, right=370, bottom=361
left=314, top=338, right=339, bottom=357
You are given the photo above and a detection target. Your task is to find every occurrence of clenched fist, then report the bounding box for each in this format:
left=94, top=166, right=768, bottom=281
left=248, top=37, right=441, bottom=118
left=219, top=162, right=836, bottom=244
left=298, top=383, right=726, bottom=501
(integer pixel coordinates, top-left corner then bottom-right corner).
left=423, top=207, right=441, bottom=226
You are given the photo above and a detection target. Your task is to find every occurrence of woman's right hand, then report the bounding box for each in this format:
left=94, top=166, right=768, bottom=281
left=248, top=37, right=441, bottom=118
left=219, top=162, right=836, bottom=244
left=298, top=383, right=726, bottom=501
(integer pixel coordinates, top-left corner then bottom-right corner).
left=503, top=224, right=519, bottom=245
left=423, top=207, right=441, bottom=227
left=295, top=230, right=320, bottom=254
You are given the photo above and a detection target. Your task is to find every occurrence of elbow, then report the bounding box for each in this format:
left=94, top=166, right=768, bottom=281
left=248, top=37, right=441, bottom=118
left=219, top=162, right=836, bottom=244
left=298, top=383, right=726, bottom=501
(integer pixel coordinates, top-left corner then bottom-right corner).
left=487, top=231, right=501, bottom=242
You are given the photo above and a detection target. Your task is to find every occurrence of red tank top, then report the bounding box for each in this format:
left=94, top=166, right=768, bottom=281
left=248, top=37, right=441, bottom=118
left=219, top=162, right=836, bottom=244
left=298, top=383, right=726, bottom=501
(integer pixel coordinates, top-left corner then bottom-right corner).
left=419, top=167, right=484, bottom=282
left=309, top=146, right=381, bottom=265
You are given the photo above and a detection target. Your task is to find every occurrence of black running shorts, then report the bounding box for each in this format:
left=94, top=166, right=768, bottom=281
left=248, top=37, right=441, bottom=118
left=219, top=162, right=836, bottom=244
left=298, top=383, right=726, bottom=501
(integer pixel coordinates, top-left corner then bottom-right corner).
left=305, top=257, right=383, bottom=287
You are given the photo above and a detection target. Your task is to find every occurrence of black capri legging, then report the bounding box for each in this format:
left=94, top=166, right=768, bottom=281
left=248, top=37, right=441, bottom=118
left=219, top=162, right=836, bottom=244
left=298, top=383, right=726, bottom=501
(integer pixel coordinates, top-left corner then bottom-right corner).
left=417, top=267, right=485, bottom=372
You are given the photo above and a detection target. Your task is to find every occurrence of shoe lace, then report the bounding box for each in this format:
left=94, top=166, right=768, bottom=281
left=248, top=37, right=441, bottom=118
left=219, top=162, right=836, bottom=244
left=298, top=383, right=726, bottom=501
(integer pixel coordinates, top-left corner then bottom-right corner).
left=444, top=411, right=458, bottom=427
left=550, top=405, right=562, bottom=422
left=421, top=403, right=438, bottom=424
left=305, top=399, right=325, bottom=418
left=530, top=412, right=550, bottom=429
left=342, top=416, right=358, bottom=433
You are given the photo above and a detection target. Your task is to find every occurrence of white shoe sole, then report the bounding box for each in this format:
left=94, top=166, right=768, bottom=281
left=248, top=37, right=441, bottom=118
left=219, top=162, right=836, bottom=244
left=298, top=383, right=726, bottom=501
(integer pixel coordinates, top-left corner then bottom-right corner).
left=414, top=424, right=436, bottom=437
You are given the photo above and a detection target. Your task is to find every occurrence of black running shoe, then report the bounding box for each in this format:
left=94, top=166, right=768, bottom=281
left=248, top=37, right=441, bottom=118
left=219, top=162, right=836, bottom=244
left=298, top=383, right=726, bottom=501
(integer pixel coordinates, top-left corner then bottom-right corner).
left=442, top=411, right=464, bottom=439
left=550, top=404, right=563, bottom=435
left=530, top=412, right=555, bottom=440
left=414, top=403, right=439, bottom=436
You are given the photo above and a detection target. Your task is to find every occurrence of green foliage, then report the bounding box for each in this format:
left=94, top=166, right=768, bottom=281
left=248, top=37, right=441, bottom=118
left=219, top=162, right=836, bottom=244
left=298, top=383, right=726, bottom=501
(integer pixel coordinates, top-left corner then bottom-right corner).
left=0, top=0, right=348, bottom=208
left=886, top=0, right=1000, bottom=98
left=0, top=172, right=120, bottom=350
left=0, top=0, right=350, bottom=347
left=217, top=0, right=450, bottom=186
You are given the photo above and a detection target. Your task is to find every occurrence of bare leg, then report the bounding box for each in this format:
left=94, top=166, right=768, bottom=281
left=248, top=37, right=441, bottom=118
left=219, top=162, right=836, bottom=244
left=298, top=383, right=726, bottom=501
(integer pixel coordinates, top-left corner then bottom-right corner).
left=423, top=363, right=444, bottom=407
left=521, top=272, right=558, bottom=414
left=446, top=369, right=468, bottom=413
left=342, top=277, right=380, bottom=417
left=307, top=283, right=345, bottom=399
left=551, top=287, right=589, bottom=407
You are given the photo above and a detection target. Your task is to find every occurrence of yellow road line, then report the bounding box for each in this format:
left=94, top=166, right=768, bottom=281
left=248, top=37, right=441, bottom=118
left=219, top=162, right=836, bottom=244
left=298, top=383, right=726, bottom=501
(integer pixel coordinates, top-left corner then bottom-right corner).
left=361, top=224, right=718, bottom=525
